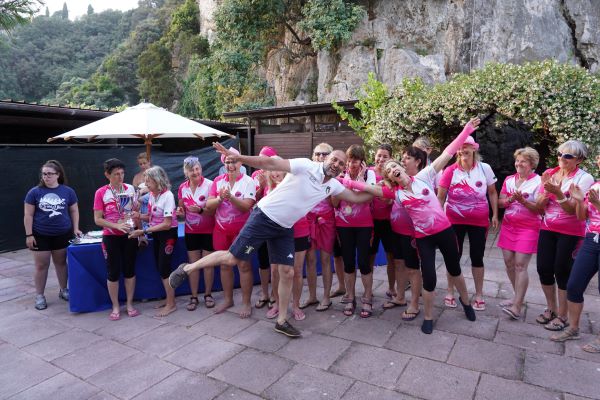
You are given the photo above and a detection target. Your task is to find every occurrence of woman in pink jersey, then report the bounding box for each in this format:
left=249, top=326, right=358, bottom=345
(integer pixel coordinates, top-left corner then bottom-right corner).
left=176, top=156, right=216, bottom=311
left=438, top=136, right=498, bottom=311
left=263, top=162, right=311, bottom=321
left=333, top=145, right=376, bottom=318
left=303, top=143, right=337, bottom=312
left=382, top=147, right=424, bottom=321
left=497, top=148, right=542, bottom=320
left=550, top=154, right=600, bottom=352
left=130, top=166, right=179, bottom=317
left=205, top=148, right=256, bottom=318
left=534, top=140, right=594, bottom=331
left=357, top=118, right=480, bottom=334
left=93, top=159, right=139, bottom=321
left=369, top=143, right=397, bottom=300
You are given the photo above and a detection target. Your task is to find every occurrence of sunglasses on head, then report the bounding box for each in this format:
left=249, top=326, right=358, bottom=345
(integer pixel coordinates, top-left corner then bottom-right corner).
left=314, top=152, right=330, bottom=157
left=558, top=152, right=576, bottom=160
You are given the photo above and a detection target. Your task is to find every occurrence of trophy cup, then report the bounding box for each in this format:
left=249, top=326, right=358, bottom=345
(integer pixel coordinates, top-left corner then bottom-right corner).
left=117, top=192, right=136, bottom=232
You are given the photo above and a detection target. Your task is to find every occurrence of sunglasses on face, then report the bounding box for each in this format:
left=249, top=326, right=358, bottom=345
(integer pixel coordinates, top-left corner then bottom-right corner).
left=558, top=152, right=576, bottom=160
left=314, top=152, right=330, bottom=157
left=42, top=172, right=58, bottom=176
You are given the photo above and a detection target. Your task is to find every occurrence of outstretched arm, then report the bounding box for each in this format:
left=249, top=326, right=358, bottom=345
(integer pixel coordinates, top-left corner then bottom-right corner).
left=430, top=117, right=480, bottom=173
left=213, top=142, right=291, bottom=172
left=336, top=188, right=374, bottom=203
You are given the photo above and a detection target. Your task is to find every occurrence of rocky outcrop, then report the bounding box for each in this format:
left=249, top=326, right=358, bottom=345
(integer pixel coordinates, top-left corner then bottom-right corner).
left=197, top=0, right=220, bottom=44
left=198, top=0, right=600, bottom=104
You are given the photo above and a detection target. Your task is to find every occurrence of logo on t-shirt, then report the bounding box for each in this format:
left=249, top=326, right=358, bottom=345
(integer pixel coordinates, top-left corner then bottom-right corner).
left=475, top=181, right=483, bottom=188
left=38, top=193, right=66, bottom=217
left=326, top=186, right=331, bottom=194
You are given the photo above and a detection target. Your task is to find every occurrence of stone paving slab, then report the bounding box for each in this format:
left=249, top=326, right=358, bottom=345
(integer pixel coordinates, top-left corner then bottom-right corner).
left=341, top=381, right=419, bottom=400
left=493, top=330, right=563, bottom=355
left=164, top=334, right=243, bottom=373
left=7, top=371, right=101, bottom=400
left=385, top=324, right=457, bottom=362
left=230, top=320, right=290, bottom=353
left=434, top=309, right=499, bottom=340
left=474, top=373, right=562, bottom=400
left=93, top=313, right=166, bottom=343
left=126, top=322, right=204, bottom=358
left=23, top=328, right=104, bottom=361
left=213, top=387, right=263, bottom=400
left=276, top=331, right=351, bottom=369
left=190, top=311, right=257, bottom=340
left=0, top=310, right=68, bottom=347
left=330, top=315, right=399, bottom=347
left=264, top=364, right=354, bottom=400
left=131, top=369, right=228, bottom=400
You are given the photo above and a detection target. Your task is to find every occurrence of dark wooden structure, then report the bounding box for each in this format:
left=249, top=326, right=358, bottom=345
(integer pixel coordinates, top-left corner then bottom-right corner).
left=222, top=100, right=363, bottom=158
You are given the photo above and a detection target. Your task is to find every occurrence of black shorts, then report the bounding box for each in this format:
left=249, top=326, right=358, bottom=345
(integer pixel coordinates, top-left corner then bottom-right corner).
left=294, top=236, right=310, bottom=252
left=370, top=219, right=394, bottom=254
left=230, top=207, right=295, bottom=266
left=32, top=231, right=72, bottom=251
left=391, top=232, right=420, bottom=269
left=184, top=233, right=214, bottom=252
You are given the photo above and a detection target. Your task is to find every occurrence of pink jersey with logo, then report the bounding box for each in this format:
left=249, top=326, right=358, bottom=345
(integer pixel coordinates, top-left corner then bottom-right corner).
left=310, top=198, right=334, bottom=216
left=148, top=190, right=178, bottom=228
left=586, top=182, right=600, bottom=234
left=500, top=173, right=542, bottom=230
left=335, top=169, right=376, bottom=228
left=396, top=166, right=451, bottom=238
left=390, top=200, right=415, bottom=236
left=178, top=178, right=214, bottom=234
left=539, top=167, right=594, bottom=237
left=209, top=173, right=256, bottom=232
left=371, top=168, right=392, bottom=220
left=439, top=162, right=497, bottom=227
left=93, top=184, right=136, bottom=236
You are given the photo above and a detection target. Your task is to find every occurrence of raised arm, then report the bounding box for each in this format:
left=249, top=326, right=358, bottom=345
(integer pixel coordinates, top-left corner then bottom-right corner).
left=430, top=117, right=480, bottom=173
left=213, top=142, right=291, bottom=172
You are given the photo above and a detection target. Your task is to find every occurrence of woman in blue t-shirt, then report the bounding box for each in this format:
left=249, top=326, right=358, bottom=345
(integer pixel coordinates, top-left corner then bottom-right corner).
left=24, top=160, right=81, bottom=311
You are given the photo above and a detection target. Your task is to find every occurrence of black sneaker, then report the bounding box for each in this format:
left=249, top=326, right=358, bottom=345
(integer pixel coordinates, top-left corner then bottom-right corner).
left=169, top=263, right=189, bottom=289
left=274, top=320, right=301, bottom=338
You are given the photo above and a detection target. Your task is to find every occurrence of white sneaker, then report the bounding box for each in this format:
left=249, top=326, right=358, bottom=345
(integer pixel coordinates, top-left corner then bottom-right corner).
left=35, top=294, right=47, bottom=310
left=59, top=288, right=69, bottom=301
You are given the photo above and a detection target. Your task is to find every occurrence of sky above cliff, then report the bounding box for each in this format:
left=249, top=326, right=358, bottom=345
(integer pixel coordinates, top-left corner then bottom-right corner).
left=36, top=0, right=139, bottom=20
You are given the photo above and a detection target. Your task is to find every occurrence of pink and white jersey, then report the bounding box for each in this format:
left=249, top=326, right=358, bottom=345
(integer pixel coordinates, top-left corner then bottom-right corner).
left=209, top=173, right=256, bottom=232
left=439, top=162, right=497, bottom=227
left=178, top=178, right=214, bottom=234
left=390, top=200, right=415, bottom=236
left=148, top=190, right=178, bottom=228
left=397, top=166, right=451, bottom=238
left=500, top=173, right=542, bottom=230
left=540, top=167, right=594, bottom=236
left=93, top=184, right=136, bottom=236
left=335, top=169, right=376, bottom=228
left=586, top=182, right=600, bottom=234
left=371, top=168, right=392, bottom=220
left=310, top=198, right=334, bottom=216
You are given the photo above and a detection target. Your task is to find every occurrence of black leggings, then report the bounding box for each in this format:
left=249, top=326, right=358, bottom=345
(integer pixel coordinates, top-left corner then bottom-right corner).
left=537, top=229, right=581, bottom=290
left=337, top=227, right=373, bottom=275
left=453, top=224, right=487, bottom=267
left=102, top=235, right=138, bottom=282
left=152, top=228, right=178, bottom=279
left=567, top=234, right=600, bottom=303
left=416, top=227, right=462, bottom=292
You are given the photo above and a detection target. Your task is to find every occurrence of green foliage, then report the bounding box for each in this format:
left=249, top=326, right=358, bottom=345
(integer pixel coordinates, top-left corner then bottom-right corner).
left=168, top=0, right=198, bottom=37
left=298, top=0, right=365, bottom=51
left=0, top=0, right=42, bottom=31
left=87, top=4, right=94, bottom=15
left=61, top=2, right=68, bottom=20
left=362, top=61, right=600, bottom=173
left=137, top=41, right=176, bottom=106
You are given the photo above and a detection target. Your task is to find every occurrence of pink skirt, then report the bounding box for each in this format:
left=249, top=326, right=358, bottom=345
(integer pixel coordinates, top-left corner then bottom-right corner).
left=497, top=223, right=539, bottom=254
left=307, top=211, right=336, bottom=253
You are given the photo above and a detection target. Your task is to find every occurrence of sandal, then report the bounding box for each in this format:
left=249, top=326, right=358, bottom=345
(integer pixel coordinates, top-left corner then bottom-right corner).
left=582, top=339, right=600, bottom=353
left=340, top=294, right=352, bottom=304
left=343, top=299, right=356, bottom=316
left=330, top=288, right=346, bottom=298
left=402, top=310, right=420, bottom=321
left=444, top=295, right=457, bottom=308
left=472, top=299, right=486, bottom=311
left=204, top=294, right=215, bottom=309
left=268, top=298, right=276, bottom=309
left=360, top=298, right=373, bottom=318
left=382, top=300, right=407, bottom=309
left=109, top=311, right=120, bottom=321
left=127, top=308, right=140, bottom=318
left=186, top=296, right=199, bottom=311
left=502, top=308, right=521, bottom=320
left=315, top=301, right=332, bottom=312
left=266, top=306, right=279, bottom=319
left=293, top=308, right=306, bottom=321
left=544, top=317, right=569, bottom=331
left=536, top=309, right=557, bottom=324
left=550, top=327, right=580, bottom=342
left=255, top=297, right=269, bottom=309
left=299, top=299, right=319, bottom=309
left=385, top=290, right=397, bottom=299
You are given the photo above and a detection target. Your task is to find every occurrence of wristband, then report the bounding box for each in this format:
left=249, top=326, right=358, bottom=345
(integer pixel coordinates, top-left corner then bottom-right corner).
left=25, top=234, right=33, bottom=238
left=556, top=197, right=568, bottom=204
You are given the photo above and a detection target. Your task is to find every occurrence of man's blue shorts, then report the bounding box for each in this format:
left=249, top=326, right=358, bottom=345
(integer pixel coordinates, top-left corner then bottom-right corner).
left=229, top=207, right=295, bottom=266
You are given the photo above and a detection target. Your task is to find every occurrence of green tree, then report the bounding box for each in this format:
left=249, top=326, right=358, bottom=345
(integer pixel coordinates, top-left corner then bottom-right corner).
left=137, top=41, right=175, bottom=106
left=44, top=6, right=48, bottom=17
left=87, top=4, right=94, bottom=15
left=61, top=2, right=68, bottom=20
left=0, top=0, right=42, bottom=31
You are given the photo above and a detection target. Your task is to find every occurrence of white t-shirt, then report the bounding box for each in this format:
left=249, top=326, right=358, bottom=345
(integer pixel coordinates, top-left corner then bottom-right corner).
left=258, top=158, right=346, bottom=228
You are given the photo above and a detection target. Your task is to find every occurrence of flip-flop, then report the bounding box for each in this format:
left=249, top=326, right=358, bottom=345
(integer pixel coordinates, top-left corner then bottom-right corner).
left=293, top=309, right=306, bottom=321
left=315, top=302, right=332, bottom=312
left=472, top=299, right=486, bottom=311
left=443, top=295, right=457, bottom=308
left=109, top=311, right=120, bottom=321
left=254, top=297, right=269, bottom=309
left=402, top=310, right=420, bottom=321
left=502, top=308, right=520, bottom=320
left=127, top=308, right=140, bottom=318
left=330, top=289, right=346, bottom=298
left=343, top=299, right=356, bottom=316
left=299, top=299, right=319, bottom=309
left=385, top=290, right=397, bottom=299
left=382, top=300, right=407, bottom=309
left=582, top=339, right=600, bottom=353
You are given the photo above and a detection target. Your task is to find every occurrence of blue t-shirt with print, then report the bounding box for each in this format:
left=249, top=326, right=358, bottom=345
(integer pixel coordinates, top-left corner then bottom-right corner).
left=24, top=185, right=78, bottom=236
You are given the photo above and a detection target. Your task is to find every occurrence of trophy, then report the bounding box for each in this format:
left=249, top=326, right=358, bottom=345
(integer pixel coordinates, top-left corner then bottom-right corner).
left=117, top=192, right=136, bottom=231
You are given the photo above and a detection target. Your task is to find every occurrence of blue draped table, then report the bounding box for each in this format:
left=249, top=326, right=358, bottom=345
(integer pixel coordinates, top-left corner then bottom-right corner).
left=67, top=224, right=388, bottom=312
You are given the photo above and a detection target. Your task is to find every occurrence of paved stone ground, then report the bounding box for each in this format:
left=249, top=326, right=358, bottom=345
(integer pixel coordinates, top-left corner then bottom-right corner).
left=1, top=231, right=600, bottom=400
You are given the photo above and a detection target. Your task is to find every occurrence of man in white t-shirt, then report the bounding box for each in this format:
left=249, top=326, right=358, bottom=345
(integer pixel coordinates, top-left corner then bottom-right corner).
left=170, top=142, right=373, bottom=337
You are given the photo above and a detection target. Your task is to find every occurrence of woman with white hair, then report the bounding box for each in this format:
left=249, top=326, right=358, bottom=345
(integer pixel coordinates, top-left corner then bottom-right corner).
left=177, top=156, right=215, bottom=311
left=437, top=136, right=499, bottom=311
left=129, top=165, right=179, bottom=317
left=497, top=147, right=542, bottom=319
left=534, top=140, right=594, bottom=331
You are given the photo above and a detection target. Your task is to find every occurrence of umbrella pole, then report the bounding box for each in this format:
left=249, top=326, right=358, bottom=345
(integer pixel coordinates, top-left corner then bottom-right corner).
left=144, top=138, right=152, bottom=162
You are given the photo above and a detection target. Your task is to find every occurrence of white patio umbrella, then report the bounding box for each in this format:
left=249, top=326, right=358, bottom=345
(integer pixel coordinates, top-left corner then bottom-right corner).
left=48, top=102, right=233, bottom=160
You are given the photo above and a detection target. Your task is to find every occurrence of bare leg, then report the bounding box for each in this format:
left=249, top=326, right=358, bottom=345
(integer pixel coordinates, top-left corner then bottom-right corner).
left=506, top=252, right=531, bottom=316
left=449, top=274, right=471, bottom=306
left=332, top=256, right=346, bottom=294
left=50, top=248, right=68, bottom=290
left=345, top=271, right=356, bottom=302
left=406, top=269, right=422, bottom=313
left=238, top=260, right=253, bottom=318
left=183, top=250, right=237, bottom=273
left=360, top=272, right=373, bottom=305
left=271, top=264, right=280, bottom=305
left=446, top=272, right=455, bottom=299
left=502, top=249, right=517, bottom=292
left=304, top=248, right=318, bottom=304
left=567, top=301, right=584, bottom=330
left=107, top=280, right=120, bottom=314
left=258, top=267, right=271, bottom=302
left=541, top=283, right=557, bottom=313
left=394, top=259, right=408, bottom=303
left=202, top=250, right=215, bottom=298
left=187, top=250, right=202, bottom=299
left=156, top=278, right=177, bottom=317
left=472, top=266, right=484, bottom=302
left=124, top=277, right=136, bottom=311
left=33, top=251, right=51, bottom=295
left=320, top=250, right=332, bottom=305
left=276, top=264, right=294, bottom=325
left=215, top=265, right=235, bottom=314
left=292, top=250, right=307, bottom=319
left=557, top=288, right=568, bottom=320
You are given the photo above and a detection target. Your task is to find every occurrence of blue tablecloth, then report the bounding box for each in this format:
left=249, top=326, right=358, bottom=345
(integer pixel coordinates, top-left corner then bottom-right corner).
left=67, top=224, right=388, bottom=312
